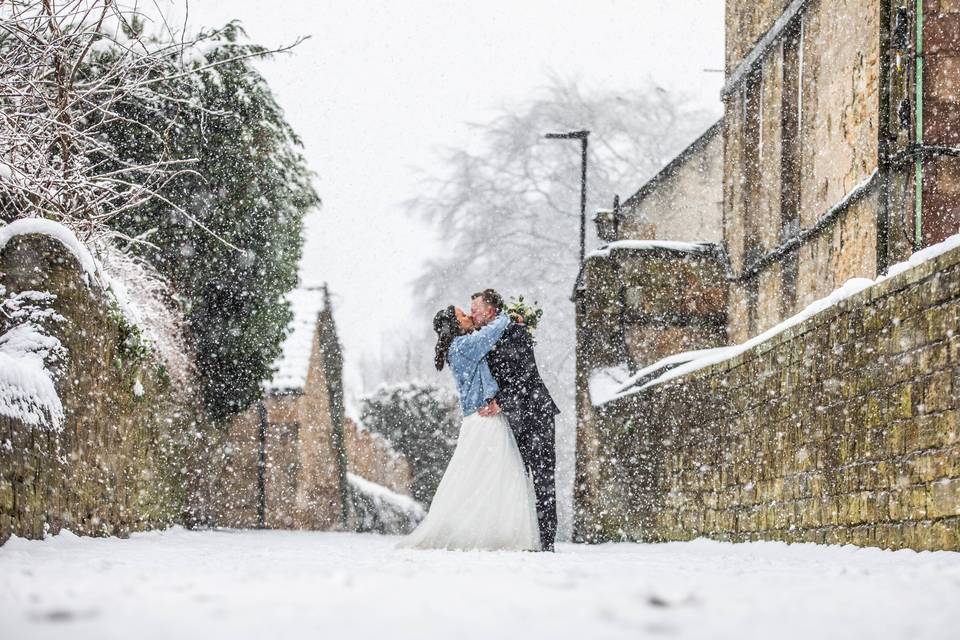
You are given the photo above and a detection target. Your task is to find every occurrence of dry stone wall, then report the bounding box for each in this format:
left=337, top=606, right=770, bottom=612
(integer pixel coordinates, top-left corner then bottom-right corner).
left=0, top=233, right=212, bottom=544
left=576, top=242, right=960, bottom=551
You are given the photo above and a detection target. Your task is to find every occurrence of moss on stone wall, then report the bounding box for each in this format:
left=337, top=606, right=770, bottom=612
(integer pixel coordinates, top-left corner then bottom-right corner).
left=576, top=243, right=960, bottom=551
left=0, top=234, right=214, bottom=544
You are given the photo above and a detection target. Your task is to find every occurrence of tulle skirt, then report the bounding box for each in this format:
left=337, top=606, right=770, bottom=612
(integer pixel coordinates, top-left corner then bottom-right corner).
left=397, top=412, right=540, bottom=551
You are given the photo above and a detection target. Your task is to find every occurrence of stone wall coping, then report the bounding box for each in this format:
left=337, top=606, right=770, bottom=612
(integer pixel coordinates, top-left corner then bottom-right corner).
left=586, top=239, right=725, bottom=262
left=0, top=219, right=99, bottom=282
left=643, top=235, right=960, bottom=392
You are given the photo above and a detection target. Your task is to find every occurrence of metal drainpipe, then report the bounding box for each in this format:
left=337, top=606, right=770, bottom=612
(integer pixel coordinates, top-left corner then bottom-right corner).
left=914, top=0, right=924, bottom=250
left=256, top=400, right=267, bottom=529
left=877, top=0, right=892, bottom=274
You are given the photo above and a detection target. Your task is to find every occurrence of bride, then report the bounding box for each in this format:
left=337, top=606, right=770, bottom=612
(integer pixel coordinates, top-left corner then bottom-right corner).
left=397, top=305, right=540, bottom=551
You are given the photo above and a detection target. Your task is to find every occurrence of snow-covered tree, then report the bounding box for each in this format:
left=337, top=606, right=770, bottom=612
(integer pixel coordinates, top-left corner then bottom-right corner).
left=0, top=1, right=234, bottom=239
left=100, top=22, right=318, bottom=420
left=0, top=3, right=314, bottom=421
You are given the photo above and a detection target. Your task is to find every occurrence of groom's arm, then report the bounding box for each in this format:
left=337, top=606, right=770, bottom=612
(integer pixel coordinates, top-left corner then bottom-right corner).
left=494, top=327, right=539, bottom=415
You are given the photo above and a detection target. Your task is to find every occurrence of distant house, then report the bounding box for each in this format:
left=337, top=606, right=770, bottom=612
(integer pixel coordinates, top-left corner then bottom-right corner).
left=595, top=120, right=723, bottom=245
left=580, top=120, right=728, bottom=387
left=214, top=286, right=421, bottom=533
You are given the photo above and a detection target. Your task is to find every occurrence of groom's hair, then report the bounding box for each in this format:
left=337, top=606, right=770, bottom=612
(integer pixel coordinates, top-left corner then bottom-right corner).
left=471, top=288, right=503, bottom=311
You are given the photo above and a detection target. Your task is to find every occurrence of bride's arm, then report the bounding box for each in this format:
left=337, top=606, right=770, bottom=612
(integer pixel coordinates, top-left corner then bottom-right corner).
left=450, top=313, right=509, bottom=365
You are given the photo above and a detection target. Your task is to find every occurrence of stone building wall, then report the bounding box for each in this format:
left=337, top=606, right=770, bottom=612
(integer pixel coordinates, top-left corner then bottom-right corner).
left=213, top=304, right=417, bottom=532
left=616, top=123, right=723, bottom=244
left=920, top=1, right=960, bottom=247
left=576, top=241, right=960, bottom=551
left=724, top=0, right=883, bottom=343
left=724, top=0, right=789, bottom=73
left=214, top=325, right=345, bottom=530
left=1, top=231, right=211, bottom=545
left=343, top=417, right=412, bottom=496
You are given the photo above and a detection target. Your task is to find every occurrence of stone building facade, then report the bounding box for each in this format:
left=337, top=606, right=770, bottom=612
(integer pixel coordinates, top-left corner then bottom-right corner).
left=723, top=0, right=960, bottom=343
left=575, top=0, right=960, bottom=549
left=214, top=287, right=416, bottom=531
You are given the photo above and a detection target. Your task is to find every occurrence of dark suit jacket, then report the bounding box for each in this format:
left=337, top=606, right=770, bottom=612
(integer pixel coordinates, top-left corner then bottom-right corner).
left=487, top=323, right=559, bottom=430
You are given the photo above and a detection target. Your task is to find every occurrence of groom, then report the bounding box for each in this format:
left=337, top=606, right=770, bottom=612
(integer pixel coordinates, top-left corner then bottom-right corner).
left=472, top=289, right=560, bottom=551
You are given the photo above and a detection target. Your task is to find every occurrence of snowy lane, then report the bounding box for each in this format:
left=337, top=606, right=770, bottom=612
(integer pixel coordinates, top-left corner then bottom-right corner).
left=2, top=529, right=960, bottom=640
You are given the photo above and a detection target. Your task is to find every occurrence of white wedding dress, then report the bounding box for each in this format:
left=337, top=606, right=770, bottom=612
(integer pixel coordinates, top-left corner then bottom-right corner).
left=398, top=412, right=541, bottom=551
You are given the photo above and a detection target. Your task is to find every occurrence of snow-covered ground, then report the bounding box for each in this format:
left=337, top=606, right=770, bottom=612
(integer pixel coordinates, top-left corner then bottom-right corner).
left=2, top=529, right=959, bottom=640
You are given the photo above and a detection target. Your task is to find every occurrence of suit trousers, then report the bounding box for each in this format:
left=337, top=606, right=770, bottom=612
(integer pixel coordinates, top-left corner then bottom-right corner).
left=510, top=413, right=557, bottom=550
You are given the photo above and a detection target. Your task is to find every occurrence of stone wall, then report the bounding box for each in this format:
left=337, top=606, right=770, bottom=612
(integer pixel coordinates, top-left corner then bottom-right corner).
left=1, top=233, right=211, bottom=544
left=575, top=242, right=960, bottom=551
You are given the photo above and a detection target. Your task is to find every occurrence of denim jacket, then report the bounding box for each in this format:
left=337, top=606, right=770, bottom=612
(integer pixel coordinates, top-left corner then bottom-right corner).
left=447, top=312, right=510, bottom=416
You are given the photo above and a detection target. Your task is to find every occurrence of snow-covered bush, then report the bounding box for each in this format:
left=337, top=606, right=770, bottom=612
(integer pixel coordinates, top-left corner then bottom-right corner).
left=348, top=473, right=425, bottom=535
left=359, top=382, right=460, bottom=504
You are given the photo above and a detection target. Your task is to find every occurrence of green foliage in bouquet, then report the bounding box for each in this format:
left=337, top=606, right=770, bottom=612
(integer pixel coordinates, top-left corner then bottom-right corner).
left=503, top=295, right=544, bottom=331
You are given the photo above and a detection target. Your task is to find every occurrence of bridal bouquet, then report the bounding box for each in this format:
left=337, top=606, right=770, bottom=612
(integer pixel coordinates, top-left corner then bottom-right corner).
left=503, top=295, right=543, bottom=331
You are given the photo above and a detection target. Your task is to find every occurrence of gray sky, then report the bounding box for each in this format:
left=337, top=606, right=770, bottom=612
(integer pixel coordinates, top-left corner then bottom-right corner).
left=178, top=0, right=725, bottom=392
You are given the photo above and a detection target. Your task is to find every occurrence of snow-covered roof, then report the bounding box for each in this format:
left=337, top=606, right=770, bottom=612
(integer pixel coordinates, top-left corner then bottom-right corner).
left=264, top=287, right=327, bottom=394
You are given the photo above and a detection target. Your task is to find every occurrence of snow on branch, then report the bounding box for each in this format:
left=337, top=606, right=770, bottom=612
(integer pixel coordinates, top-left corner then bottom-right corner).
left=0, top=0, right=304, bottom=247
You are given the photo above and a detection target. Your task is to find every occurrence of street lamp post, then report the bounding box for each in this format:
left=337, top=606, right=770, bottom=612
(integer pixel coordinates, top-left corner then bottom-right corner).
left=545, top=130, right=589, bottom=543
left=544, top=130, right=589, bottom=266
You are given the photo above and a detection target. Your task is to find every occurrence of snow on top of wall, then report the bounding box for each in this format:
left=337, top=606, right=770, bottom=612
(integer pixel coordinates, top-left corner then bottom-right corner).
left=0, top=218, right=98, bottom=281
left=264, top=288, right=327, bottom=393
left=595, top=232, right=960, bottom=405
left=586, top=239, right=717, bottom=260
left=588, top=365, right=632, bottom=407
left=590, top=346, right=731, bottom=406
left=347, top=472, right=425, bottom=520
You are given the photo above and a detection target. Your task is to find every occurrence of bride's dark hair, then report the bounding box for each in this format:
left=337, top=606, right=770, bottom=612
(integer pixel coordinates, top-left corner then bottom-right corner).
left=433, top=306, right=463, bottom=371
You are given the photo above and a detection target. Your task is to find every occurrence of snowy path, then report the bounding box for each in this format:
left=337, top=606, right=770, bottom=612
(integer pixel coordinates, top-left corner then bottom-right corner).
left=2, top=529, right=960, bottom=640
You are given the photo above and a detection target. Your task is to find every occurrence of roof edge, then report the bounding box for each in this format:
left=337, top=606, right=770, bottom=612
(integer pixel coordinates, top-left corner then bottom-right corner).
left=621, top=119, right=723, bottom=210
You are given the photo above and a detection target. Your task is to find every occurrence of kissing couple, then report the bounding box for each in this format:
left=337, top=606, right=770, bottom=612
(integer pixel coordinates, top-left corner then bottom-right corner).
left=398, top=289, right=559, bottom=552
